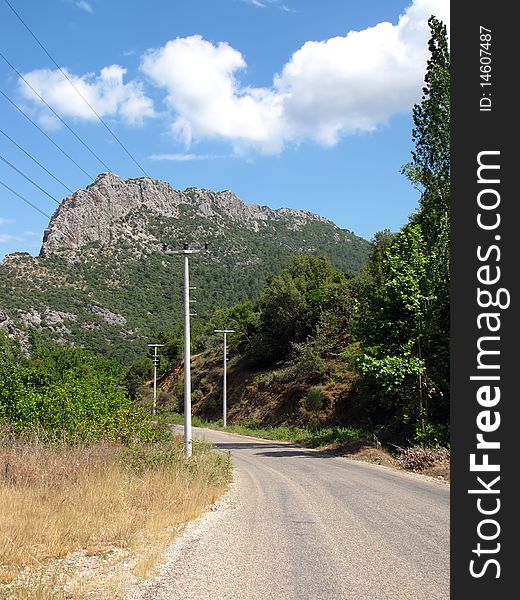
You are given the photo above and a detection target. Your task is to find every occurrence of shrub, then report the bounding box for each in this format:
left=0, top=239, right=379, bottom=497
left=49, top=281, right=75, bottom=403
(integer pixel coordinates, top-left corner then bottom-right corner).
left=0, top=343, right=160, bottom=444
left=299, top=388, right=325, bottom=429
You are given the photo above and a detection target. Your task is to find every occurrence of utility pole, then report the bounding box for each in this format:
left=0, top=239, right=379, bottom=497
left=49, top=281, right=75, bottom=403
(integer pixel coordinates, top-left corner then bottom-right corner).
left=213, top=329, right=235, bottom=428
left=147, top=343, right=164, bottom=416
left=163, top=241, right=208, bottom=458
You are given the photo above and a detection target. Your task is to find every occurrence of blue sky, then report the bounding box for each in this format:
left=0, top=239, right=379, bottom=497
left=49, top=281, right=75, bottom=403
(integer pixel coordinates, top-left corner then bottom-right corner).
left=0, top=0, right=449, bottom=259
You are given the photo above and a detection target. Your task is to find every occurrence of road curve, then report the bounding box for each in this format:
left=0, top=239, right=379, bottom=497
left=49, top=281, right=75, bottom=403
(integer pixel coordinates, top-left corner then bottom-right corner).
left=131, top=427, right=449, bottom=600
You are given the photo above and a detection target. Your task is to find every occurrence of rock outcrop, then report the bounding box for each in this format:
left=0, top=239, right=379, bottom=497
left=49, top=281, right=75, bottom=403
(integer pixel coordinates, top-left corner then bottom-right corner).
left=0, top=309, right=30, bottom=355
left=40, top=172, right=329, bottom=257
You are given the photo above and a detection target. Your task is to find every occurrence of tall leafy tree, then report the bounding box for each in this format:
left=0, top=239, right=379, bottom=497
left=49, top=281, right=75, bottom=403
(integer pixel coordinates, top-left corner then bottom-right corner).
left=405, top=15, right=450, bottom=293
left=408, top=15, right=450, bottom=418
left=353, top=16, right=450, bottom=444
left=252, top=255, right=351, bottom=364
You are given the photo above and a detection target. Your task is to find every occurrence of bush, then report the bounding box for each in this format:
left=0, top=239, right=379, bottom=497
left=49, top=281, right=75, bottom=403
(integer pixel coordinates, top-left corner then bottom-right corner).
left=0, top=343, right=160, bottom=444
left=299, top=388, right=325, bottom=429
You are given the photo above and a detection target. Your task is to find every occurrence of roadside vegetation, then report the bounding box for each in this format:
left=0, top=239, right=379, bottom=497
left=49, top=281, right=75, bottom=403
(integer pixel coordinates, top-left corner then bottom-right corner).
left=0, top=333, right=231, bottom=600
left=163, top=411, right=449, bottom=479
left=165, top=411, right=367, bottom=448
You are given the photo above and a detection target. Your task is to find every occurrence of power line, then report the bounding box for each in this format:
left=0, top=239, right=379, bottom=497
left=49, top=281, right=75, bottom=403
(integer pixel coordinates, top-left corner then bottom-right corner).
left=0, top=178, right=50, bottom=219
left=0, top=88, right=94, bottom=179
left=0, top=50, right=112, bottom=173
left=0, top=127, right=74, bottom=194
left=0, top=178, right=76, bottom=245
left=0, top=152, right=61, bottom=205
left=2, top=0, right=151, bottom=178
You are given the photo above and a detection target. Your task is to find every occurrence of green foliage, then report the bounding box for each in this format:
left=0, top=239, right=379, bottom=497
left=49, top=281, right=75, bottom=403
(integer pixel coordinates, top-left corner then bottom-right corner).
left=288, top=343, right=326, bottom=379
left=350, top=16, right=450, bottom=445
left=0, top=331, right=24, bottom=365
left=357, top=354, right=425, bottom=394
left=405, top=16, right=450, bottom=233
left=153, top=326, right=183, bottom=371
left=250, top=255, right=352, bottom=364
left=299, top=388, right=325, bottom=429
left=124, top=358, right=153, bottom=400
left=355, top=224, right=429, bottom=355
left=410, top=412, right=449, bottom=447
left=204, top=301, right=261, bottom=354
left=0, top=341, right=158, bottom=443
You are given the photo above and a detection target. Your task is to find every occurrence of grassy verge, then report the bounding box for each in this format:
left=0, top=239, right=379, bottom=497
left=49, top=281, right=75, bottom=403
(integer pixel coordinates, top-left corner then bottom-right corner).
left=162, top=411, right=367, bottom=449
left=161, top=412, right=450, bottom=479
left=0, top=431, right=231, bottom=600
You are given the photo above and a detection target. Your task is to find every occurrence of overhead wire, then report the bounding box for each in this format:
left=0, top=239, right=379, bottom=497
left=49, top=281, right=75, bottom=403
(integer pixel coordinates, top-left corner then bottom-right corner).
left=0, top=178, right=77, bottom=245
left=0, top=178, right=50, bottom=219
left=0, top=49, right=112, bottom=173
left=0, top=127, right=74, bottom=194
left=0, top=152, right=61, bottom=204
left=2, top=0, right=151, bottom=178
left=0, top=88, right=94, bottom=179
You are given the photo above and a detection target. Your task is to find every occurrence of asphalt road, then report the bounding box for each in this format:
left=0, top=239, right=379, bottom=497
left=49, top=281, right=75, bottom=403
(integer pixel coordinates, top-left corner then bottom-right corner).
left=132, top=427, right=449, bottom=600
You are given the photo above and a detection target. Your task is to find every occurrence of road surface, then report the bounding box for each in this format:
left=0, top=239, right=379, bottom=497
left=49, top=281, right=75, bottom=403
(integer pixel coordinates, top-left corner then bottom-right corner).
left=131, top=427, right=449, bottom=600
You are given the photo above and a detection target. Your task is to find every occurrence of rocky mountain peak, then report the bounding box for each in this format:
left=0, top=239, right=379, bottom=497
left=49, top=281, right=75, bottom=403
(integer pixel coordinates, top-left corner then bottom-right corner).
left=40, top=173, right=331, bottom=257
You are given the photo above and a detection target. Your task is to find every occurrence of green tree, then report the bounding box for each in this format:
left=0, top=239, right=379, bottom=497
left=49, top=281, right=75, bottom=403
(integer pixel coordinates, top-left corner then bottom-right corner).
left=206, top=301, right=261, bottom=354
left=352, top=16, right=450, bottom=445
left=407, top=15, right=450, bottom=425
left=0, top=341, right=156, bottom=443
left=251, top=255, right=351, bottom=364
left=404, top=15, right=450, bottom=351
left=405, top=15, right=450, bottom=239
left=354, top=225, right=430, bottom=434
left=124, top=358, right=152, bottom=400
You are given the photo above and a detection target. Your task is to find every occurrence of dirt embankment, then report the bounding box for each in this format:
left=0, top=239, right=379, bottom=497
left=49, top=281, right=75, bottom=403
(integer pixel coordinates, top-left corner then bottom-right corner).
left=157, top=351, right=450, bottom=483
left=158, top=350, right=361, bottom=429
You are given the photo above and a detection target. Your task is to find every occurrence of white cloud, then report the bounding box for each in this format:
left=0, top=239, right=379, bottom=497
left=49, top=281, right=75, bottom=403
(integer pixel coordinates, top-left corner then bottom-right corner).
left=241, top=0, right=293, bottom=10
left=140, top=0, right=449, bottom=153
left=275, top=0, right=450, bottom=145
left=75, top=1, right=93, bottom=13
left=242, top=0, right=266, bottom=7
left=141, top=35, right=286, bottom=153
left=18, top=65, right=155, bottom=126
left=0, top=218, right=15, bottom=225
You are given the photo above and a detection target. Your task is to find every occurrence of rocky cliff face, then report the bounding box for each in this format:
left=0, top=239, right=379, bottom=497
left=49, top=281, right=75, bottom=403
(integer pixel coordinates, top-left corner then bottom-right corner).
left=0, top=309, right=30, bottom=354
left=41, top=172, right=329, bottom=257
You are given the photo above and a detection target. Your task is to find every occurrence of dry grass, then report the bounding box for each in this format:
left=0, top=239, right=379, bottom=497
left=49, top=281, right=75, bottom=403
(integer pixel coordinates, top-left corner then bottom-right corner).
left=0, top=436, right=231, bottom=599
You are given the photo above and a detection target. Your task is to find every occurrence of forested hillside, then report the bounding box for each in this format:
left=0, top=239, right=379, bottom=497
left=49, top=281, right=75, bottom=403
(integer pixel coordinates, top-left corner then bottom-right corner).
left=0, top=179, right=369, bottom=364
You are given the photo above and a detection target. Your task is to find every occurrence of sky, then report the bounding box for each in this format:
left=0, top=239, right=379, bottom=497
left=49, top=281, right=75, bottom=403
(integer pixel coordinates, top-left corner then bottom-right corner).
left=0, top=0, right=450, bottom=260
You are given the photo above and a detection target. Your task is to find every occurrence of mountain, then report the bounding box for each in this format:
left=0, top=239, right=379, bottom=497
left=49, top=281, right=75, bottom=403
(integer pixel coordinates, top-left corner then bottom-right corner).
left=0, top=173, right=370, bottom=363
